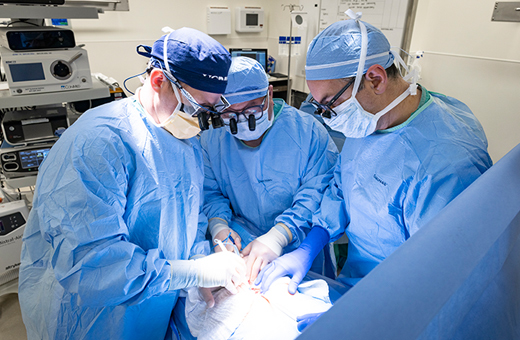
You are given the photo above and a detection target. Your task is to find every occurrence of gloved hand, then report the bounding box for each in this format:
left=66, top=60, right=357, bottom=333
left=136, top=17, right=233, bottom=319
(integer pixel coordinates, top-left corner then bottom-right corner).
left=242, top=226, right=289, bottom=283
left=194, top=251, right=247, bottom=294
left=169, top=251, right=246, bottom=294
left=297, top=312, right=323, bottom=332
left=198, top=287, right=215, bottom=308
left=255, top=226, right=330, bottom=294
left=208, top=218, right=231, bottom=239
left=213, top=228, right=242, bottom=253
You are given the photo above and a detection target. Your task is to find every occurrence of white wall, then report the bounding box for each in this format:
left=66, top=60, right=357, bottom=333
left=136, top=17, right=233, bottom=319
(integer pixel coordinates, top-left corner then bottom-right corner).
left=69, top=0, right=298, bottom=93
left=408, top=0, right=520, bottom=162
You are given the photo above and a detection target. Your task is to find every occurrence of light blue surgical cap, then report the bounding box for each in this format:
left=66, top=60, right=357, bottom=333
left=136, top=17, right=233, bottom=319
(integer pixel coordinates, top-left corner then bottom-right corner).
left=306, top=19, right=394, bottom=81
left=224, top=57, right=269, bottom=105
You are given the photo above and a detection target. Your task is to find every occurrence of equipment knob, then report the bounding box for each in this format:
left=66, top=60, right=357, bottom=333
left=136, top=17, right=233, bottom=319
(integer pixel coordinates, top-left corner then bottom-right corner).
left=51, top=60, right=72, bottom=80
left=54, top=61, right=70, bottom=78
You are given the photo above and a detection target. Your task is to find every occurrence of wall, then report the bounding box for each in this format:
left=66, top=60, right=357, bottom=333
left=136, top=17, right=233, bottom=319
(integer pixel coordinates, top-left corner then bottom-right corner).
left=5, top=0, right=517, bottom=160
left=270, top=1, right=322, bottom=94
left=69, top=0, right=287, bottom=93
left=408, top=0, right=520, bottom=162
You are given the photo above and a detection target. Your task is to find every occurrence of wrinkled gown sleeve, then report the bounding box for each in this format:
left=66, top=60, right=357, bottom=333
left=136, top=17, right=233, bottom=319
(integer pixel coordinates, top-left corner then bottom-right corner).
left=34, top=134, right=171, bottom=307
left=311, top=154, right=349, bottom=242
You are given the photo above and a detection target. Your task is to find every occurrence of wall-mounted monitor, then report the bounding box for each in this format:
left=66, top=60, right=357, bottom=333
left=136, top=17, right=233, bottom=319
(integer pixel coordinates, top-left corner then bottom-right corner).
left=229, top=48, right=268, bottom=72
left=0, top=0, right=65, bottom=4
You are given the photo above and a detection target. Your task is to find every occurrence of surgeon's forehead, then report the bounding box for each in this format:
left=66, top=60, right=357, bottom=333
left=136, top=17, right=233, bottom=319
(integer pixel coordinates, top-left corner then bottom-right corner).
left=183, top=83, right=222, bottom=105
left=228, top=96, right=265, bottom=111
left=307, top=79, right=345, bottom=103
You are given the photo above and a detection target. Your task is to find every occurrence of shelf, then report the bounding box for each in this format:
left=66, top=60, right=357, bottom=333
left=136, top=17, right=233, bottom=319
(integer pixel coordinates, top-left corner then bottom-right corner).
left=0, top=75, right=110, bottom=109
left=0, top=4, right=99, bottom=19
left=268, top=76, right=289, bottom=81
left=272, top=86, right=288, bottom=92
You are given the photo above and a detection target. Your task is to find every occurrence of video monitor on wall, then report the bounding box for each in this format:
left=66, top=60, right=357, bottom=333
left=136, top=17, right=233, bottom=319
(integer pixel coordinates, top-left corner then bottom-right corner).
left=0, top=0, right=65, bottom=4
left=229, top=48, right=268, bottom=72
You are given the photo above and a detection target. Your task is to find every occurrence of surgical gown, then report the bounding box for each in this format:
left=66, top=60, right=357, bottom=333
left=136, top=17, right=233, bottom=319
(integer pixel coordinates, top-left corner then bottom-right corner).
left=313, top=88, right=493, bottom=285
left=201, top=99, right=338, bottom=269
left=18, top=96, right=206, bottom=340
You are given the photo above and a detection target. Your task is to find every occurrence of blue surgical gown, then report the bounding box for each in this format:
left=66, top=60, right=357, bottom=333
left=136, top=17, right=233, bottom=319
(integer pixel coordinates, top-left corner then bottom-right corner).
left=18, top=96, right=206, bottom=340
left=313, top=89, right=493, bottom=285
left=201, top=98, right=338, bottom=257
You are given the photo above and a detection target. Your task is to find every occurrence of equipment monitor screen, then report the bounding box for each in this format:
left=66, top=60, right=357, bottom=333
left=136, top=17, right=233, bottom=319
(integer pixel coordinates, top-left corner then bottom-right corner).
left=229, top=48, right=268, bottom=72
left=246, top=13, right=258, bottom=26
left=22, top=121, right=54, bottom=141
left=9, top=63, right=45, bottom=82
left=6, top=30, right=76, bottom=51
left=19, top=148, right=50, bottom=169
left=0, top=0, right=64, bottom=4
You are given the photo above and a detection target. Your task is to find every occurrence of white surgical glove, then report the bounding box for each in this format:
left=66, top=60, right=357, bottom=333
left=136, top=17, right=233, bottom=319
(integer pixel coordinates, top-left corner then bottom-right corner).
left=209, top=218, right=242, bottom=252
left=208, top=217, right=230, bottom=239
left=168, top=252, right=246, bottom=294
left=242, top=224, right=290, bottom=283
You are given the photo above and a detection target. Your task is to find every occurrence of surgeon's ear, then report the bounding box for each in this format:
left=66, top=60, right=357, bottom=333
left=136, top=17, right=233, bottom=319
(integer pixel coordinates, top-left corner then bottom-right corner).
left=149, top=69, right=168, bottom=93
left=365, top=64, right=387, bottom=95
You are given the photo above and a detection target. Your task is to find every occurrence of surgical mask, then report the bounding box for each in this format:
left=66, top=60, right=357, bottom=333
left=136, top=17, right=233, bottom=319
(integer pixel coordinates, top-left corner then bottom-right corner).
left=323, top=85, right=414, bottom=138
left=159, top=85, right=201, bottom=139
left=225, top=107, right=272, bottom=141
left=323, top=10, right=417, bottom=138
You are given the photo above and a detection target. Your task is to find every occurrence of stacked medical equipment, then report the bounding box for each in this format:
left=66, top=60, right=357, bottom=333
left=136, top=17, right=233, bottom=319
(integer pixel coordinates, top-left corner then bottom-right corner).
left=0, top=200, right=29, bottom=287
left=0, top=107, right=66, bottom=186
left=0, top=26, right=92, bottom=96
left=0, top=25, right=82, bottom=186
left=0, top=4, right=113, bottom=293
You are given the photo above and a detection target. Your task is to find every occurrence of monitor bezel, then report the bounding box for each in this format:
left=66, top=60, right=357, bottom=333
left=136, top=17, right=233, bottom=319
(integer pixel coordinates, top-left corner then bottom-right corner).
left=0, top=0, right=65, bottom=4
left=229, top=48, right=268, bottom=72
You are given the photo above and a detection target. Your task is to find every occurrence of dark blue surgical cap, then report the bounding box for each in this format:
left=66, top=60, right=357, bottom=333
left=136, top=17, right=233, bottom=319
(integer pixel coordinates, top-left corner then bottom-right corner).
left=137, top=27, right=231, bottom=93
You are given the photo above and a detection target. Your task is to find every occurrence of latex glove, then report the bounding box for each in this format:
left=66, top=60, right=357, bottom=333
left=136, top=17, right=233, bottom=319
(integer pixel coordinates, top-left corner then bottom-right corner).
left=213, top=228, right=242, bottom=253
left=297, top=312, right=323, bottom=332
left=255, top=226, right=330, bottom=294
left=198, top=287, right=215, bottom=308
left=208, top=218, right=231, bottom=239
left=195, top=251, right=247, bottom=293
left=242, top=227, right=289, bottom=283
left=169, top=251, right=246, bottom=294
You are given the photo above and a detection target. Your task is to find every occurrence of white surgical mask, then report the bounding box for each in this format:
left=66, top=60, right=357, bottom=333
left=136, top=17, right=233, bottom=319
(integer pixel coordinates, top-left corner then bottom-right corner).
left=323, top=10, right=417, bottom=138
left=156, top=30, right=201, bottom=139
left=323, top=85, right=414, bottom=138
left=159, top=85, right=201, bottom=139
left=226, top=107, right=273, bottom=141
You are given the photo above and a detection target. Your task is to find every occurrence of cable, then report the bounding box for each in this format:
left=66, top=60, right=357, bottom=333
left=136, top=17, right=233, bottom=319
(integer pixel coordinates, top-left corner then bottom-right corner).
left=7, top=20, right=42, bottom=27
left=123, top=70, right=147, bottom=96
left=0, top=55, right=6, bottom=82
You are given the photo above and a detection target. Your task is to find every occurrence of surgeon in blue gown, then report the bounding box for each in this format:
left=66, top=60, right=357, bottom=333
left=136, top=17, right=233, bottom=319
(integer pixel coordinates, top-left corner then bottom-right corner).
left=256, top=11, right=493, bottom=331
left=18, top=28, right=247, bottom=340
left=201, top=57, right=338, bottom=283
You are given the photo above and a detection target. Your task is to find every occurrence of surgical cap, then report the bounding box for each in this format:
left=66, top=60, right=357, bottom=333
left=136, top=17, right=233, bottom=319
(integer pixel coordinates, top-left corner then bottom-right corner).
left=137, top=27, right=231, bottom=93
left=306, top=19, right=394, bottom=81
left=224, top=57, right=269, bottom=105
